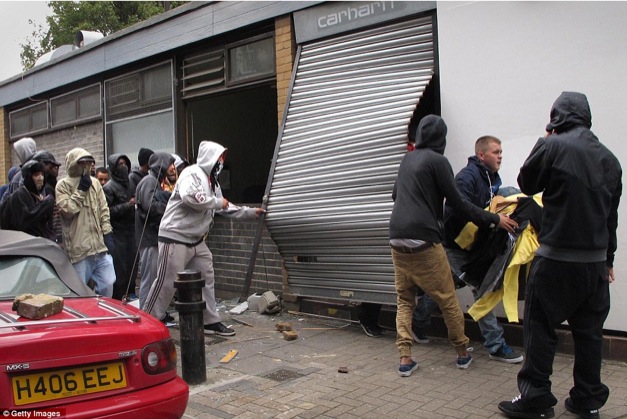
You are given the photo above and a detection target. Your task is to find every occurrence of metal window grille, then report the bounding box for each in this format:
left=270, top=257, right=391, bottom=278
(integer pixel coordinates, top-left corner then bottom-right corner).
left=181, top=49, right=225, bottom=99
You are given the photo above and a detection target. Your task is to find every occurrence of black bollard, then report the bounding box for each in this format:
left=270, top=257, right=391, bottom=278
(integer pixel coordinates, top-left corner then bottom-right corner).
left=174, top=270, right=206, bottom=385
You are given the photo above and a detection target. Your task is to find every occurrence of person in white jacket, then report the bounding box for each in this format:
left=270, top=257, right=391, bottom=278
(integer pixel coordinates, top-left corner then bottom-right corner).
left=143, top=141, right=263, bottom=335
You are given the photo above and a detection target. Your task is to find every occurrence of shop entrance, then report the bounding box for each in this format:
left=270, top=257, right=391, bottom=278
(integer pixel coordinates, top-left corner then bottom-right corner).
left=185, top=83, right=277, bottom=204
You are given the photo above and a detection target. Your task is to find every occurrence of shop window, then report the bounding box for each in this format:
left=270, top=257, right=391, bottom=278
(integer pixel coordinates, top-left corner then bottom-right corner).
left=227, top=35, right=275, bottom=86
left=181, top=33, right=275, bottom=99
left=105, top=62, right=173, bottom=121
left=104, top=61, right=175, bottom=161
left=9, top=102, right=48, bottom=139
left=50, top=84, right=101, bottom=128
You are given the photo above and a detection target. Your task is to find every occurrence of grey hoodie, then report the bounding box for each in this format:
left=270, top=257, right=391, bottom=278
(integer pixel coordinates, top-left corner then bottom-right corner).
left=14, top=137, right=37, bottom=164
left=0, top=137, right=38, bottom=204
left=158, top=141, right=256, bottom=244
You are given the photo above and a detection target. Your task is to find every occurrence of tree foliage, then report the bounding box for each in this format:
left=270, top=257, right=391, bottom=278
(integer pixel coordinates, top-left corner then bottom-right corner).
left=20, top=1, right=188, bottom=70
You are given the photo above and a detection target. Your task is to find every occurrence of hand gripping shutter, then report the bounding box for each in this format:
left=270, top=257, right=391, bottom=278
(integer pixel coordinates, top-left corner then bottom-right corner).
left=265, top=16, right=435, bottom=304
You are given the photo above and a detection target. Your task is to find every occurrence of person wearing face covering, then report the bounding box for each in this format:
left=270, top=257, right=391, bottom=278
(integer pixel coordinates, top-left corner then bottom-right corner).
left=0, top=137, right=37, bottom=205
left=33, top=150, right=63, bottom=245
left=389, top=115, right=517, bottom=377
left=143, top=141, right=264, bottom=334
left=103, top=154, right=138, bottom=301
left=1, top=160, right=55, bottom=239
left=56, top=148, right=116, bottom=298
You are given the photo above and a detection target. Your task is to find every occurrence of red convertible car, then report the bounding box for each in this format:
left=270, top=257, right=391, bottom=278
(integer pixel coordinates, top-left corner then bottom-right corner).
left=0, top=230, right=188, bottom=417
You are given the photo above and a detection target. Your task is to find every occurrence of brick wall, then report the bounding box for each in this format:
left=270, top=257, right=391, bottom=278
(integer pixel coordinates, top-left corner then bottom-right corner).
left=4, top=120, right=105, bottom=180
left=208, top=216, right=284, bottom=299
left=275, top=15, right=296, bottom=125
left=35, top=121, right=106, bottom=179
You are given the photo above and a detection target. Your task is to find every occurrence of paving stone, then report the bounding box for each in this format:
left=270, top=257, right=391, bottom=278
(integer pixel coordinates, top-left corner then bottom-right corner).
left=179, top=311, right=627, bottom=418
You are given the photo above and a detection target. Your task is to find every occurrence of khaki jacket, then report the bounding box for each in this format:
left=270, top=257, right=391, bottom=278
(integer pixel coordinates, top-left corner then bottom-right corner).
left=56, top=148, right=112, bottom=263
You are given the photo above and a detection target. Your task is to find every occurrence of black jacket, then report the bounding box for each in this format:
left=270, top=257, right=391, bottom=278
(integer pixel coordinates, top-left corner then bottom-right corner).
left=135, top=152, right=175, bottom=249
left=3, top=161, right=55, bottom=239
left=518, top=92, right=622, bottom=266
left=389, top=115, right=499, bottom=243
left=103, top=154, right=135, bottom=235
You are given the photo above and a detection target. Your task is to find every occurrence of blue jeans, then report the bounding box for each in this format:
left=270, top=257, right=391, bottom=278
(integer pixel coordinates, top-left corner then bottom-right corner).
left=412, top=247, right=506, bottom=354
left=73, top=253, right=116, bottom=297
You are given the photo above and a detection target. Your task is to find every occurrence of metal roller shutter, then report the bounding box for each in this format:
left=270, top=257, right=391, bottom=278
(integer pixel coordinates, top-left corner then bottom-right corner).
left=265, top=15, right=435, bottom=304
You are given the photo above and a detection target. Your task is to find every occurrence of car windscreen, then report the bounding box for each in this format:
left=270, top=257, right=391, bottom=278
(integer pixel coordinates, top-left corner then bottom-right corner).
left=0, top=256, right=77, bottom=299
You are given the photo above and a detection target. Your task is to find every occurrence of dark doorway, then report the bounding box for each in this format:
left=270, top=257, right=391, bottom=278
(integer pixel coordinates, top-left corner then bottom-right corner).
left=185, top=83, right=277, bottom=204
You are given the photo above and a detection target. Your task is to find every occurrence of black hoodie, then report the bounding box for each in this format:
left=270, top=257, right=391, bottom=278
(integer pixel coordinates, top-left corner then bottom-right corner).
left=389, top=115, right=499, bottom=242
left=3, top=160, right=55, bottom=239
left=518, top=92, right=622, bottom=266
left=103, top=153, right=134, bottom=233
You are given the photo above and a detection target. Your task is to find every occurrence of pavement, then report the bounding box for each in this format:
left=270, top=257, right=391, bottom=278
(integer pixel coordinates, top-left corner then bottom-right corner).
left=169, top=304, right=627, bottom=419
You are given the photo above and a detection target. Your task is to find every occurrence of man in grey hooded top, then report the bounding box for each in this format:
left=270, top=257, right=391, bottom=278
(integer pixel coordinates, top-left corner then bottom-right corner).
left=1, top=137, right=37, bottom=204
left=143, top=141, right=263, bottom=334
left=135, top=152, right=175, bottom=309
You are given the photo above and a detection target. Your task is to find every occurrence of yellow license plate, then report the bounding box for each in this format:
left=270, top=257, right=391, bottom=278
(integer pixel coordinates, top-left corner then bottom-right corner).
left=12, top=361, right=127, bottom=406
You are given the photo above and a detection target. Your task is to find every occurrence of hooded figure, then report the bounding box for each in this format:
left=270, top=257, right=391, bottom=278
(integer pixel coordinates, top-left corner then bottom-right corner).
left=0, top=137, right=38, bottom=205
left=1, top=160, right=55, bottom=239
left=389, top=115, right=513, bottom=375
left=0, top=166, right=20, bottom=202
left=33, top=150, right=62, bottom=194
left=520, top=92, right=622, bottom=262
left=32, top=150, right=63, bottom=244
left=135, top=152, right=175, bottom=250
left=172, top=153, right=190, bottom=176
left=103, top=153, right=138, bottom=300
left=56, top=148, right=115, bottom=297
left=129, top=147, right=154, bottom=195
left=143, top=140, right=261, bottom=334
left=499, top=92, right=622, bottom=418
left=134, top=151, right=176, bottom=308
left=390, top=115, right=500, bottom=243
left=15, top=137, right=37, bottom=164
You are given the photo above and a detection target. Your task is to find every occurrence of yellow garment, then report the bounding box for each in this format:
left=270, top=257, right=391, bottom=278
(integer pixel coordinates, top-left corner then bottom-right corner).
left=457, top=194, right=542, bottom=322
left=455, top=195, right=520, bottom=250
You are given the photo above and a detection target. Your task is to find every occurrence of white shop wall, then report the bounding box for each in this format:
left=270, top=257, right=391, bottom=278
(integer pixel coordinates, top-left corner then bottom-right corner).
left=437, top=1, right=627, bottom=332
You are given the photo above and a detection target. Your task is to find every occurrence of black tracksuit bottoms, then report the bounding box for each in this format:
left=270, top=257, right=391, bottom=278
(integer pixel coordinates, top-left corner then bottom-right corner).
left=517, top=256, right=610, bottom=410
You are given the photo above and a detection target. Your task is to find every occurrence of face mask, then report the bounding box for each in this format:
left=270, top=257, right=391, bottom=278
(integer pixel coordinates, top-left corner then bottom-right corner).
left=33, top=174, right=45, bottom=191
left=117, top=165, right=129, bottom=178
left=214, top=161, right=224, bottom=176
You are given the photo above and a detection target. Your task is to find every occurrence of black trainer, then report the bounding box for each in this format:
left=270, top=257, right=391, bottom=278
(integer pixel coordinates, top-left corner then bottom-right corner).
left=204, top=322, right=236, bottom=336
left=360, top=322, right=382, bottom=338
left=564, top=397, right=600, bottom=419
left=160, top=313, right=177, bottom=327
left=498, top=395, right=555, bottom=418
